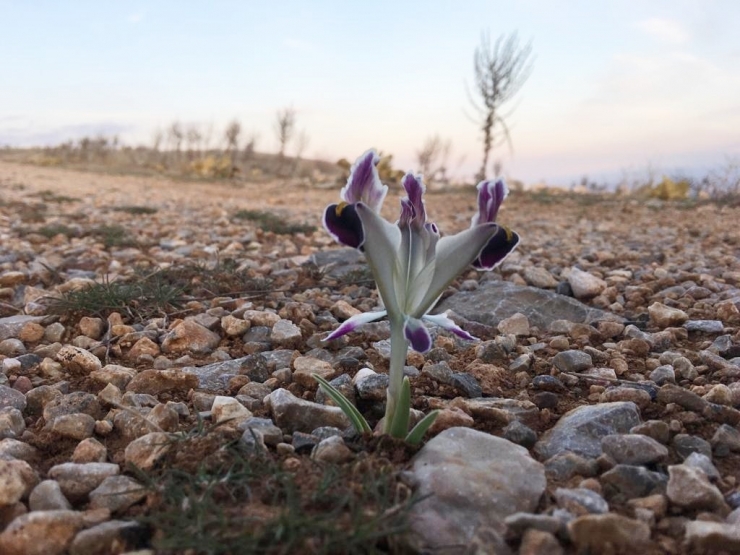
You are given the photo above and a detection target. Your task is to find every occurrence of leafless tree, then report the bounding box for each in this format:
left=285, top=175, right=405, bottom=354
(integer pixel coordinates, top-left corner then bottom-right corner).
left=150, top=129, right=163, bottom=165
left=224, top=119, right=242, bottom=167
left=708, top=156, right=740, bottom=199
left=274, top=107, right=296, bottom=157
left=470, top=32, right=533, bottom=182
left=242, top=133, right=258, bottom=162
left=167, top=122, right=184, bottom=163
left=186, top=125, right=202, bottom=160
left=416, top=135, right=452, bottom=186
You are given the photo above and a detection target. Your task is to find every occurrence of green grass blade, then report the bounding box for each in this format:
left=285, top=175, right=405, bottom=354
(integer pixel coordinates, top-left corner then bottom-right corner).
left=313, top=374, right=372, bottom=434
left=405, top=410, right=439, bottom=446
left=388, top=376, right=411, bottom=439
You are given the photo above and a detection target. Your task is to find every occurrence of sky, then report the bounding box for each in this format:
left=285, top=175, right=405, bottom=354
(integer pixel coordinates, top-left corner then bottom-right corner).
left=1, top=0, right=739, bottom=186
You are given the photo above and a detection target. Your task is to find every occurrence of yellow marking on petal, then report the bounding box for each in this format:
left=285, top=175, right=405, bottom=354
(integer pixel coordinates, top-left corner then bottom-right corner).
left=502, top=225, right=514, bottom=243
left=335, top=202, right=348, bottom=217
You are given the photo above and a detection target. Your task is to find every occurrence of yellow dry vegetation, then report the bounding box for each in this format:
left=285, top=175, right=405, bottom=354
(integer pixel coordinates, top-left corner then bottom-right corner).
left=638, top=176, right=691, bottom=200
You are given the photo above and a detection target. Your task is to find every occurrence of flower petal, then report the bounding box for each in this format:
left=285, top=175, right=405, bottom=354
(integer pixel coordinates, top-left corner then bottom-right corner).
left=403, top=317, right=432, bottom=353
left=400, top=222, right=439, bottom=315
left=323, top=203, right=364, bottom=249
left=472, top=179, right=508, bottom=226
left=323, top=310, right=387, bottom=342
left=423, top=312, right=477, bottom=341
left=472, top=226, right=520, bottom=270
left=412, top=222, right=498, bottom=316
left=399, top=198, right=414, bottom=228
left=355, top=203, right=403, bottom=318
left=340, top=150, right=388, bottom=212
left=401, top=173, right=426, bottom=227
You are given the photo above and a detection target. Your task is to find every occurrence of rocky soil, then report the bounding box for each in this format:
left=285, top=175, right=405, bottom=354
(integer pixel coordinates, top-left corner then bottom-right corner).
left=1, top=160, right=740, bottom=554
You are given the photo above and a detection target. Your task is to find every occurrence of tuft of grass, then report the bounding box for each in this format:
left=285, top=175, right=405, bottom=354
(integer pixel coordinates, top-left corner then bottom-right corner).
left=234, top=209, right=316, bottom=235
left=36, top=224, right=79, bottom=239
left=151, top=259, right=274, bottom=299
left=47, top=274, right=184, bottom=321
left=88, top=224, right=137, bottom=248
left=32, top=189, right=78, bottom=203
left=135, top=430, right=419, bottom=555
left=47, top=261, right=273, bottom=322
left=16, top=203, right=48, bottom=223
left=113, top=205, right=159, bottom=215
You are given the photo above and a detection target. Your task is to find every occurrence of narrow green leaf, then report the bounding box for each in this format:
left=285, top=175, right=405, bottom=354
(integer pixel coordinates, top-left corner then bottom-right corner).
left=388, top=376, right=411, bottom=439
left=405, top=410, right=439, bottom=446
left=313, top=374, right=372, bottom=434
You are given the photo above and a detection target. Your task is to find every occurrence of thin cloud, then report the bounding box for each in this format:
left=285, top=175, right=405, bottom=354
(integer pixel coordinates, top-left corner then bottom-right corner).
left=127, top=11, right=145, bottom=24
left=0, top=122, right=133, bottom=147
left=282, top=38, right=315, bottom=51
left=635, top=18, right=690, bottom=44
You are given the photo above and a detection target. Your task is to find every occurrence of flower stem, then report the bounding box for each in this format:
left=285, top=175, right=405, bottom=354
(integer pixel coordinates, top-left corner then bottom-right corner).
left=383, top=317, right=408, bottom=435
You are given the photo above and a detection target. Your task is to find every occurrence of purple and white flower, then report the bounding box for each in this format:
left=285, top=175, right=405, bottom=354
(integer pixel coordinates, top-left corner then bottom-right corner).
left=322, top=149, right=520, bottom=436
left=323, top=149, right=519, bottom=353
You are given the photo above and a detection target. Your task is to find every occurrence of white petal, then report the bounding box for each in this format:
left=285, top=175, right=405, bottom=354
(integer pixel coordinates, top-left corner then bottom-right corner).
left=355, top=204, right=403, bottom=318
left=323, top=310, right=387, bottom=341
left=413, top=223, right=497, bottom=315
left=405, top=224, right=440, bottom=313
left=423, top=312, right=477, bottom=341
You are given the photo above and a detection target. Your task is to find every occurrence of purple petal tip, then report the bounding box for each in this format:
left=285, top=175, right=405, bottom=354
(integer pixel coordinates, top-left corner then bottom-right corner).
left=341, top=150, right=387, bottom=211
left=404, top=318, right=432, bottom=353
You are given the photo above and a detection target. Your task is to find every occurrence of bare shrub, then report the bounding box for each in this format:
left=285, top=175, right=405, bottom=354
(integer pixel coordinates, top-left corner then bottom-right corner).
left=415, top=135, right=452, bottom=187
left=274, top=107, right=296, bottom=157
left=470, top=32, right=534, bottom=182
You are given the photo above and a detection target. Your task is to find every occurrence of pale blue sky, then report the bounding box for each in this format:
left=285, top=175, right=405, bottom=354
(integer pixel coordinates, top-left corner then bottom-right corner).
left=2, top=1, right=739, bottom=184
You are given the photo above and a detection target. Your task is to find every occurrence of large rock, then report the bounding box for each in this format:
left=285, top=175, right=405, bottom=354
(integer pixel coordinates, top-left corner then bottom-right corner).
left=55, top=345, right=102, bottom=374
left=292, top=356, right=335, bottom=388
left=309, top=248, right=366, bottom=279
left=685, top=521, right=740, bottom=553
left=125, top=369, right=198, bottom=395
left=47, top=462, right=120, bottom=502
left=648, top=302, right=689, bottom=328
left=601, top=464, right=668, bottom=500
left=268, top=388, right=350, bottom=433
left=567, top=514, right=650, bottom=552
left=534, top=402, right=642, bottom=460
left=407, top=427, right=546, bottom=552
left=567, top=267, right=606, bottom=299
left=270, top=319, right=302, bottom=349
left=0, top=510, right=86, bottom=555
left=124, top=432, right=172, bottom=471
left=161, top=320, right=220, bottom=355
left=0, top=386, right=27, bottom=412
left=181, top=354, right=270, bottom=390
left=29, top=480, right=72, bottom=511
left=0, top=315, right=45, bottom=342
left=461, top=397, right=540, bottom=429
left=69, top=520, right=146, bottom=555
left=601, top=433, right=669, bottom=465
left=89, top=476, right=148, bottom=513
left=436, top=280, right=622, bottom=329
left=666, top=464, right=728, bottom=511
left=0, top=459, right=38, bottom=505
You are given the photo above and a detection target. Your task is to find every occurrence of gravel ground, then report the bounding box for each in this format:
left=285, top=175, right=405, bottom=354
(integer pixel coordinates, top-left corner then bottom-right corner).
left=1, top=160, right=740, bottom=554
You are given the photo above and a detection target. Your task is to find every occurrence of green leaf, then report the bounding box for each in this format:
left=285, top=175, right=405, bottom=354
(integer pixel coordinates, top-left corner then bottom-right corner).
left=388, top=376, right=411, bottom=439
left=405, top=410, right=439, bottom=446
left=313, top=374, right=372, bottom=434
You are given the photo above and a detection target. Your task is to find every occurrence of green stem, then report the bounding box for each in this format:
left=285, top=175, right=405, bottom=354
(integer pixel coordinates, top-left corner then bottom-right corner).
left=383, top=317, right=408, bottom=435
